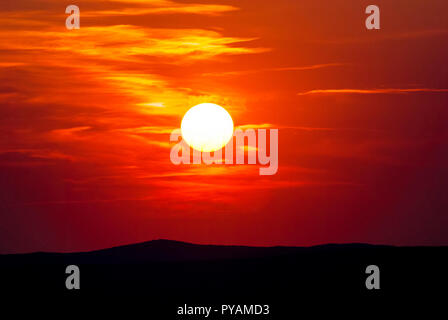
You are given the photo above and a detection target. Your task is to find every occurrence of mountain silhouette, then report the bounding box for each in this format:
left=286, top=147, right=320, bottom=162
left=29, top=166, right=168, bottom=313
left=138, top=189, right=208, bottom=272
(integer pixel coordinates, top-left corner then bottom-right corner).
left=1, top=240, right=446, bottom=311
left=3, top=239, right=384, bottom=264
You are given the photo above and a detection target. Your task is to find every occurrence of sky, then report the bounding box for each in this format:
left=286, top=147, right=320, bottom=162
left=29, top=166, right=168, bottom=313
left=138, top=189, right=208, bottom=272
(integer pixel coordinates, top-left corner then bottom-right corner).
left=1, top=0, right=447, bottom=253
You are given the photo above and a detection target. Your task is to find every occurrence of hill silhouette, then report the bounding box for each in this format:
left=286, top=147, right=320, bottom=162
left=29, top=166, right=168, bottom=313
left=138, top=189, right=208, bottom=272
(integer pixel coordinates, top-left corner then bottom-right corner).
left=1, top=240, right=446, bottom=312
left=2, top=239, right=387, bottom=264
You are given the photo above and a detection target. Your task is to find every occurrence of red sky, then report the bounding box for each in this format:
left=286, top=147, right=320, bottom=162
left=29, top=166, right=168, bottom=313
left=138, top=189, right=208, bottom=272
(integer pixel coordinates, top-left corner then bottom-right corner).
left=1, top=0, right=447, bottom=253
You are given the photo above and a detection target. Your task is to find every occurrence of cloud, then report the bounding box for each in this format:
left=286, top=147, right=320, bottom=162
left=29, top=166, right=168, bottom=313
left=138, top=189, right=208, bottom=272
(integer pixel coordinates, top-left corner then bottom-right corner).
left=236, top=123, right=274, bottom=130
left=236, top=124, right=374, bottom=132
left=0, top=21, right=262, bottom=116
left=51, top=126, right=91, bottom=135
left=115, top=126, right=176, bottom=134
left=0, top=62, right=27, bottom=67
left=0, top=25, right=264, bottom=62
left=314, top=29, right=448, bottom=44
left=83, top=3, right=238, bottom=17
left=137, top=102, right=165, bottom=108
left=203, top=63, right=344, bottom=77
left=0, top=0, right=238, bottom=21
left=298, top=88, right=448, bottom=95
left=0, top=149, right=76, bottom=165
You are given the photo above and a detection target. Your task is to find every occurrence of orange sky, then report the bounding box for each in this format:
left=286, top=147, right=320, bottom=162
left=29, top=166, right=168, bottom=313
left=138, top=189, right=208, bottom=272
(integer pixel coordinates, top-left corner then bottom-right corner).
left=1, top=0, right=448, bottom=252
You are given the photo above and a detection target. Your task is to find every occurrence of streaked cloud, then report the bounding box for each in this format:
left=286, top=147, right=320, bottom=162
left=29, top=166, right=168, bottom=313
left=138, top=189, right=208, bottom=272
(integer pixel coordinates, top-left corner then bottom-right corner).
left=0, top=25, right=264, bottom=62
left=315, top=29, right=448, bottom=44
left=203, top=63, right=344, bottom=77
left=0, top=62, right=27, bottom=68
left=83, top=2, right=238, bottom=17
left=298, top=88, right=448, bottom=95
left=115, top=126, right=177, bottom=134
left=236, top=123, right=274, bottom=130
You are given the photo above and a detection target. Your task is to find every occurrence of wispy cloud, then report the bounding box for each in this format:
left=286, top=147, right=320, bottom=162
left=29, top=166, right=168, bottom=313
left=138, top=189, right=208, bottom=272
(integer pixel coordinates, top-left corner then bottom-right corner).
left=0, top=25, right=265, bottom=62
left=83, top=3, right=238, bottom=17
left=236, top=124, right=376, bottom=133
left=115, top=126, right=176, bottom=134
left=0, top=62, right=27, bottom=67
left=1, top=0, right=238, bottom=20
left=236, top=123, right=274, bottom=130
left=298, top=88, right=448, bottom=95
left=0, top=149, right=76, bottom=163
left=203, top=63, right=345, bottom=77
left=315, top=29, right=448, bottom=44
left=50, top=127, right=92, bottom=141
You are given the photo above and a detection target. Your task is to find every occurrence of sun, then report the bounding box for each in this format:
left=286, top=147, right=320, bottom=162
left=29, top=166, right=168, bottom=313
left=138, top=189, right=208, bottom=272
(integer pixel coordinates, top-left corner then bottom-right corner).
left=181, top=103, right=234, bottom=152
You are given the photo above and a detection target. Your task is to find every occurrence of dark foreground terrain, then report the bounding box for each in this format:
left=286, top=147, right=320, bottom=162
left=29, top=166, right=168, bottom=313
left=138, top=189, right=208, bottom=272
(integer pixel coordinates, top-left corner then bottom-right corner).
left=0, top=240, right=446, bottom=316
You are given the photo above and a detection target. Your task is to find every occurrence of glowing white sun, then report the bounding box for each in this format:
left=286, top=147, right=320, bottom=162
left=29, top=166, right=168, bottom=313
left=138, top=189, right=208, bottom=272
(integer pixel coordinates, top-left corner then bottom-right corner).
left=181, top=103, right=234, bottom=152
